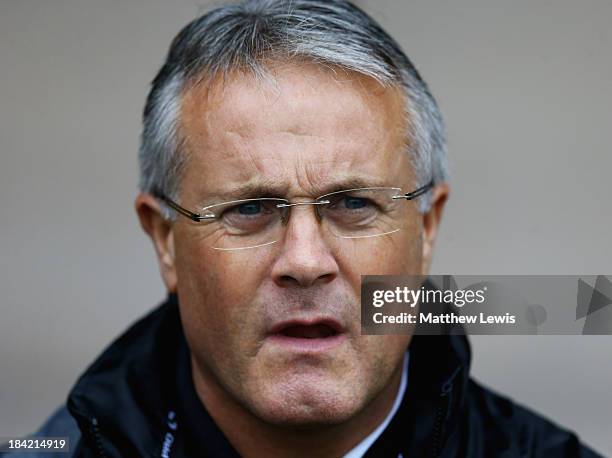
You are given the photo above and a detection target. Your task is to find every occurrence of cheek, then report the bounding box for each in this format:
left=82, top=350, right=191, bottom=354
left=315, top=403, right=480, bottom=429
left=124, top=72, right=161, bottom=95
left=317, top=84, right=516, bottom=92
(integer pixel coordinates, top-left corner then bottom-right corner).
left=339, top=225, right=424, bottom=294
left=173, top=233, right=270, bottom=357
left=352, top=334, right=411, bottom=399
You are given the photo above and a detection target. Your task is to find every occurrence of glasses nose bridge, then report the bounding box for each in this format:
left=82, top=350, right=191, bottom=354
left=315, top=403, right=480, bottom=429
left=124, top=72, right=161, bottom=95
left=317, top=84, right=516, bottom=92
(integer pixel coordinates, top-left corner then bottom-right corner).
left=276, top=199, right=330, bottom=209
left=275, top=198, right=331, bottom=234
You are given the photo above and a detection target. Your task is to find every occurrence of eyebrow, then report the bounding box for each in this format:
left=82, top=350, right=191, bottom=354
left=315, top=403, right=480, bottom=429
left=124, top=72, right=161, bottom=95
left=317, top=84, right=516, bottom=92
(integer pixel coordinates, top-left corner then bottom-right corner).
left=317, top=177, right=392, bottom=195
left=207, top=176, right=392, bottom=202
left=207, top=180, right=289, bottom=201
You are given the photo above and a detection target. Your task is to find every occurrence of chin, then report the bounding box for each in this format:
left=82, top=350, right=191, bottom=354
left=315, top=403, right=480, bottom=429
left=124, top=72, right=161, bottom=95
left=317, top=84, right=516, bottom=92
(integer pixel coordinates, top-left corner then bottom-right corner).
left=247, top=376, right=365, bottom=427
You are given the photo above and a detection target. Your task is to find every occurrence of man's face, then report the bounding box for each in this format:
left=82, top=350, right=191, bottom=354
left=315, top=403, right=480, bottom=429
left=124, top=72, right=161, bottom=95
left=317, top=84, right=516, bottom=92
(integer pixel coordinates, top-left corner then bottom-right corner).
left=154, top=63, right=440, bottom=425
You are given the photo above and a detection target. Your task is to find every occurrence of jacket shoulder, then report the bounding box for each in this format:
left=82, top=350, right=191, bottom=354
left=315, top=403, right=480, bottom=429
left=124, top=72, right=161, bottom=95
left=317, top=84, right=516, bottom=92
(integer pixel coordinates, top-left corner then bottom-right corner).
left=1, top=406, right=80, bottom=458
left=466, top=379, right=603, bottom=457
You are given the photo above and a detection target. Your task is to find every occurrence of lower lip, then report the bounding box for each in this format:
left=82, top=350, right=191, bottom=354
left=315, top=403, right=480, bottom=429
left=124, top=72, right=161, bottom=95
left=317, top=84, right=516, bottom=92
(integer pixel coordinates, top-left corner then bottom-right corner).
left=266, top=333, right=347, bottom=352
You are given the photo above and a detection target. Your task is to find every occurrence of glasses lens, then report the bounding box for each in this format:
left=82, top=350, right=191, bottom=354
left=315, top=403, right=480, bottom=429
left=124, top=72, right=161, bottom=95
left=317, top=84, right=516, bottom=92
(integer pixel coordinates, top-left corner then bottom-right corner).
left=319, top=188, right=407, bottom=239
left=204, top=198, right=286, bottom=250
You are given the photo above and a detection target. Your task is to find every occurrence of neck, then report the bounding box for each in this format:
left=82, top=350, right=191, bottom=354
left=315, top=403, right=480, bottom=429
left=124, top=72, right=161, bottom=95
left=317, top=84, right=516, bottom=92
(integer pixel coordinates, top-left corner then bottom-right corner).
left=191, top=357, right=405, bottom=458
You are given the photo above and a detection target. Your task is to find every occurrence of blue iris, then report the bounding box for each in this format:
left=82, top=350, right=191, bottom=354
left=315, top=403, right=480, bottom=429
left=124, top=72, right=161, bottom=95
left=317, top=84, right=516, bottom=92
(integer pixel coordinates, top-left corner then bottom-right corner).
left=344, top=197, right=367, bottom=209
left=238, top=201, right=262, bottom=215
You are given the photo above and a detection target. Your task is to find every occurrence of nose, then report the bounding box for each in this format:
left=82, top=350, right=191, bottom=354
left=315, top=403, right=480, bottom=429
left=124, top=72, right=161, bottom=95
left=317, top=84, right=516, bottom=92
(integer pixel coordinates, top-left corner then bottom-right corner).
left=270, top=205, right=339, bottom=288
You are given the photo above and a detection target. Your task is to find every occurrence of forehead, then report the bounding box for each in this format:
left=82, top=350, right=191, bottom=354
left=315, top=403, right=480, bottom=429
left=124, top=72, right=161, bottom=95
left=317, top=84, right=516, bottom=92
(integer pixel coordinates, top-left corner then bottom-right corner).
left=179, top=63, right=413, bottom=199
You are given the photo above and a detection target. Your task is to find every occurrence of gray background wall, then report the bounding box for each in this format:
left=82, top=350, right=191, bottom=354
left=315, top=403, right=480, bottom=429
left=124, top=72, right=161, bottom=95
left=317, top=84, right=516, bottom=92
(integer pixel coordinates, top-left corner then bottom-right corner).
left=1, top=0, right=610, bottom=455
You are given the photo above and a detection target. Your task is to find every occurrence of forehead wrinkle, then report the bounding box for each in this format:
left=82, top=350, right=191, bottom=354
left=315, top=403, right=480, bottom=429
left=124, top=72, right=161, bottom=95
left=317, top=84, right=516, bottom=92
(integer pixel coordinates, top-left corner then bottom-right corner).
left=292, top=157, right=396, bottom=196
left=232, top=67, right=387, bottom=138
left=181, top=61, right=407, bottom=140
left=182, top=66, right=401, bottom=156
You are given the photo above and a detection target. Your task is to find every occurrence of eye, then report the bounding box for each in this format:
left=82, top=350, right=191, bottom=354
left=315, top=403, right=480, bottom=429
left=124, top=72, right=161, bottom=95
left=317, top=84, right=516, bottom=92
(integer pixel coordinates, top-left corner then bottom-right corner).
left=322, top=191, right=388, bottom=228
left=222, top=200, right=270, bottom=220
left=326, top=194, right=375, bottom=212
left=343, top=196, right=368, bottom=210
left=236, top=201, right=262, bottom=215
left=217, top=199, right=282, bottom=234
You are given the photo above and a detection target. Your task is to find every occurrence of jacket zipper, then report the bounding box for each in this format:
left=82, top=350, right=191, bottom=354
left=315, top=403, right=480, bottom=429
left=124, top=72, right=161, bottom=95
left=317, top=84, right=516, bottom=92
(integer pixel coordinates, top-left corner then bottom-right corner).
left=88, top=417, right=107, bottom=458
left=430, top=370, right=458, bottom=457
left=430, top=394, right=449, bottom=457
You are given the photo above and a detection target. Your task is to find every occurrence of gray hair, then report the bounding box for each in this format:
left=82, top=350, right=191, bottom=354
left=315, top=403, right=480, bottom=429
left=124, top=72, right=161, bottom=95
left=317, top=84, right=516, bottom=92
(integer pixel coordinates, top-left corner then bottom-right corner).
left=138, top=0, right=448, bottom=215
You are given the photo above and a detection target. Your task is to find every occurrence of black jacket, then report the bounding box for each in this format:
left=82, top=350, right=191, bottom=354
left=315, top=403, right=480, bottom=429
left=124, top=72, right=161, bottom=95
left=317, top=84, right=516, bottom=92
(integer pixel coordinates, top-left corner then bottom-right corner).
left=11, top=294, right=602, bottom=457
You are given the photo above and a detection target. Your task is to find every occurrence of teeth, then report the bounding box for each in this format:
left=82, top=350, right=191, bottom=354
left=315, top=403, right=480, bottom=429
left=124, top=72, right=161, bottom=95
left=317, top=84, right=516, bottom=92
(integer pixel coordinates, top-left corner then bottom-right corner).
left=281, top=324, right=335, bottom=338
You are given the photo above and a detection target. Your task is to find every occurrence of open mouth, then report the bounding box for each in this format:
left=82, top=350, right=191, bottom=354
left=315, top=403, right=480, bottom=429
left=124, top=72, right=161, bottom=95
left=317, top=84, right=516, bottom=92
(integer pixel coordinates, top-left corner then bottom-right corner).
left=268, top=319, right=346, bottom=351
left=277, top=323, right=339, bottom=339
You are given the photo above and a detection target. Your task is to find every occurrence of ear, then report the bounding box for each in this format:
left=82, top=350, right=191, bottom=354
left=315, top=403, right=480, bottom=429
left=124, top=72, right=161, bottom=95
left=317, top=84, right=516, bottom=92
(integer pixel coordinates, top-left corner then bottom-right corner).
left=421, top=183, right=449, bottom=275
left=135, top=193, right=177, bottom=293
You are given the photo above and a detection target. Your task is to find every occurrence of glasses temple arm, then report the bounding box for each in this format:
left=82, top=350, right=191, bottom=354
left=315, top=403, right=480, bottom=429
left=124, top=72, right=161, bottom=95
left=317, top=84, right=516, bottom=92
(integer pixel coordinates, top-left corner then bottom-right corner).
left=155, top=193, right=210, bottom=222
left=402, top=179, right=435, bottom=200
